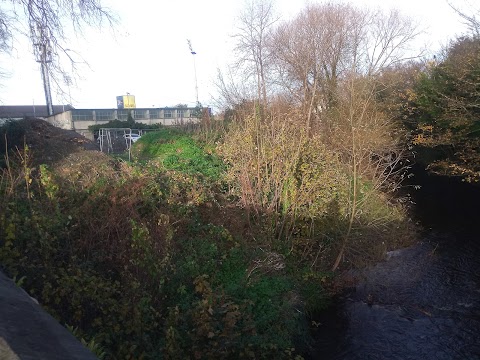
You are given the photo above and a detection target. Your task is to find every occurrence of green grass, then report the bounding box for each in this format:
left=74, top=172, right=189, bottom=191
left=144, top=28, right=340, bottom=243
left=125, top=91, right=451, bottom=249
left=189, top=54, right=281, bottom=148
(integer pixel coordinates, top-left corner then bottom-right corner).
left=133, top=128, right=226, bottom=179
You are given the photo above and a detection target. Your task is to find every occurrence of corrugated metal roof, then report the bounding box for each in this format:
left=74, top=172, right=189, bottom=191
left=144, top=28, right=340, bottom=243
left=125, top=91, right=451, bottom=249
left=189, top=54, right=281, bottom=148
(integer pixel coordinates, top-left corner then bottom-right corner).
left=0, top=105, right=75, bottom=119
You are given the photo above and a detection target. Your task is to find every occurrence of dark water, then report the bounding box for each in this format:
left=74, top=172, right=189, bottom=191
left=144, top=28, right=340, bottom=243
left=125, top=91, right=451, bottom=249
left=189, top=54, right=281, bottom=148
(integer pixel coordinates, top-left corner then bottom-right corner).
left=313, top=171, right=480, bottom=359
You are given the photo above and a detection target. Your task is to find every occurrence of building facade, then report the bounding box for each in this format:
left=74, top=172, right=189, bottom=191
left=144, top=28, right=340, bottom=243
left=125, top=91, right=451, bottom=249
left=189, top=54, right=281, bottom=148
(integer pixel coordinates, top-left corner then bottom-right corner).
left=47, top=107, right=204, bottom=139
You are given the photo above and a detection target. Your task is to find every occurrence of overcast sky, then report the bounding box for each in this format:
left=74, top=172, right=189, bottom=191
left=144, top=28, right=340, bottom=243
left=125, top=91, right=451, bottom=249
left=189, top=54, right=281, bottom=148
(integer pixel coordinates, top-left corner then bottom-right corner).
left=0, top=0, right=473, bottom=111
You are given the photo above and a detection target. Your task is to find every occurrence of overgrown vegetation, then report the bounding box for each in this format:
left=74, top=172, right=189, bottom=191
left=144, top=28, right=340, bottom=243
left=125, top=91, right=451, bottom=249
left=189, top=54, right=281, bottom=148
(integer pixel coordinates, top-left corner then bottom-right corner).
left=219, top=105, right=414, bottom=273
left=0, top=112, right=416, bottom=357
left=0, top=120, right=326, bottom=359
left=413, top=37, right=480, bottom=182
left=7, top=0, right=480, bottom=358
left=217, top=1, right=418, bottom=271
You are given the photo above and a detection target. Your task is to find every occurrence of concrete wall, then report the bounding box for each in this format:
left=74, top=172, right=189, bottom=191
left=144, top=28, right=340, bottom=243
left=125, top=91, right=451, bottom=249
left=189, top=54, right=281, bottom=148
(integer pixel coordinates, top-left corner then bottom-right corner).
left=47, top=112, right=73, bottom=130
left=0, top=270, right=98, bottom=360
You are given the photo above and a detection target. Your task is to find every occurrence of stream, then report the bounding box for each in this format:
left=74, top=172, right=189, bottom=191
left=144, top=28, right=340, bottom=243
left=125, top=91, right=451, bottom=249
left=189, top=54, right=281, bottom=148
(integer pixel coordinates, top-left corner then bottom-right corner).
left=313, top=170, right=480, bottom=359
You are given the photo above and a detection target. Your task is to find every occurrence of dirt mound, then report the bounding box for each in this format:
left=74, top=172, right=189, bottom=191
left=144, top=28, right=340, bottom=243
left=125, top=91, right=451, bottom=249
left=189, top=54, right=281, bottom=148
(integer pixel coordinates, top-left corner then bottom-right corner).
left=1, top=119, right=120, bottom=184
left=16, top=119, right=99, bottom=166
left=23, top=119, right=123, bottom=186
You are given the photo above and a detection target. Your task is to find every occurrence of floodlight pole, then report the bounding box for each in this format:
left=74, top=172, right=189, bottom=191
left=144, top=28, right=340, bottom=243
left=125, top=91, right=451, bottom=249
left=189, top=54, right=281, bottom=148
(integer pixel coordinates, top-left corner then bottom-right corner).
left=187, top=39, right=199, bottom=104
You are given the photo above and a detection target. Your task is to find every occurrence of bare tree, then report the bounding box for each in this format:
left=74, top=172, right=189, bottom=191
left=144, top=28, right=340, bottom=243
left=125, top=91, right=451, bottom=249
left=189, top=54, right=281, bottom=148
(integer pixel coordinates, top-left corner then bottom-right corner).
left=214, top=66, right=256, bottom=111
left=0, top=0, right=116, bottom=106
left=448, top=0, right=480, bottom=37
left=270, top=3, right=420, bottom=133
left=364, top=8, right=421, bottom=75
left=0, top=8, right=12, bottom=53
left=232, top=0, right=277, bottom=113
left=218, top=2, right=419, bottom=270
left=270, top=3, right=368, bottom=131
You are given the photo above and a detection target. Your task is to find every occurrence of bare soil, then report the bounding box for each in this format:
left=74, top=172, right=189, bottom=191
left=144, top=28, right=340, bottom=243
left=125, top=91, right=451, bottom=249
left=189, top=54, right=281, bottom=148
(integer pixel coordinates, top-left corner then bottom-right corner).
left=18, top=119, right=99, bottom=166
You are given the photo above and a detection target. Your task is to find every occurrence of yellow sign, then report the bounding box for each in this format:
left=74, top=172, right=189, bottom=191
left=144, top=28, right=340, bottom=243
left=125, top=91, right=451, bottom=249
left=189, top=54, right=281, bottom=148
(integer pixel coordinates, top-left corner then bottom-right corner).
left=123, top=95, right=136, bottom=109
left=117, top=95, right=136, bottom=109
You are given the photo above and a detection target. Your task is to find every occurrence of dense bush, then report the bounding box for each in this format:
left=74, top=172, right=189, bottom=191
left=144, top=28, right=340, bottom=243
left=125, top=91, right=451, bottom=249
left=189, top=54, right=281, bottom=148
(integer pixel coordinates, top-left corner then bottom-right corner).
left=219, top=109, right=414, bottom=271
left=413, top=36, right=480, bottom=182
left=376, top=36, right=480, bottom=182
